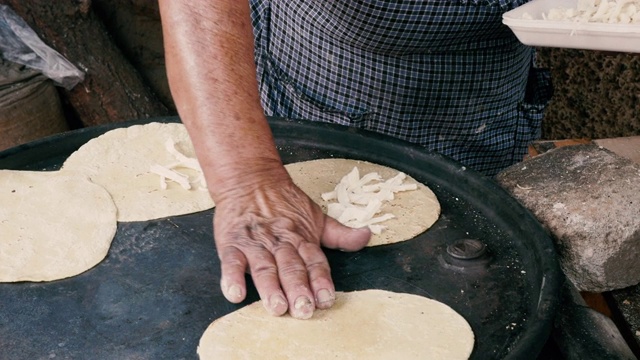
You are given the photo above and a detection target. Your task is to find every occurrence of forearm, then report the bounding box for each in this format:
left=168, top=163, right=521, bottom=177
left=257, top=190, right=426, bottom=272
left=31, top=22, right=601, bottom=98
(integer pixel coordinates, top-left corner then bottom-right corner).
left=158, top=0, right=283, bottom=200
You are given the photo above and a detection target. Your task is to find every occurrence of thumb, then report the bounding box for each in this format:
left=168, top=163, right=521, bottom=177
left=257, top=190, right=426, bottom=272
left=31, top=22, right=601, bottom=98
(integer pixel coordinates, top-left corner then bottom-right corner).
left=320, top=216, right=371, bottom=251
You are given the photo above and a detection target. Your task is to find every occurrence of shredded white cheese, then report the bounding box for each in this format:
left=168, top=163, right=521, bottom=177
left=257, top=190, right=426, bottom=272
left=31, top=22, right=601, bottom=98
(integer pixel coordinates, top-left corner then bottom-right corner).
left=149, top=139, right=207, bottom=191
left=542, top=0, right=640, bottom=23
left=322, top=167, right=418, bottom=235
left=150, top=163, right=191, bottom=190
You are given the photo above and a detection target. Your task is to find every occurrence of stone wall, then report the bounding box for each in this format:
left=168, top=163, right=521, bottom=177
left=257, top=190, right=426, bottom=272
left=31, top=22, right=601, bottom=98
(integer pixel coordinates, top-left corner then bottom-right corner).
left=537, top=48, right=640, bottom=140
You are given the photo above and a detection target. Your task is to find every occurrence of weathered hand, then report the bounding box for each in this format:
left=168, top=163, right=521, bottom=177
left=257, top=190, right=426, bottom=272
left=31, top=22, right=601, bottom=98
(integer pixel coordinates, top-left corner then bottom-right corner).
left=158, top=0, right=366, bottom=319
left=212, top=161, right=371, bottom=319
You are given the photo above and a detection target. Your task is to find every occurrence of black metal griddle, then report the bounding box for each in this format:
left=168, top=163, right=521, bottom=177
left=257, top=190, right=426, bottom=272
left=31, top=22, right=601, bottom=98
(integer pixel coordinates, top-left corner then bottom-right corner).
left=0, top=117, right=561, bottom=359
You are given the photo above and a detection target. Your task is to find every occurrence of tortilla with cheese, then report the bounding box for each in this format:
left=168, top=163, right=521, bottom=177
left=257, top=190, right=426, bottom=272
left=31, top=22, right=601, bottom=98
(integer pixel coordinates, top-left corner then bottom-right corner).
left=61, top=122, right=214, bottom=222
left=286, top=159, right=440, bottom=246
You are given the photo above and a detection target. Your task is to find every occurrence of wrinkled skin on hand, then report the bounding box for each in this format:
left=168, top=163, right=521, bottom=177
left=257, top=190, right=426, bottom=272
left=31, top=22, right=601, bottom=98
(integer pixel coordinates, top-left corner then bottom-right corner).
left=213, top=162, right=371, bottom=319
left=156, top=0, right=367, bottom=320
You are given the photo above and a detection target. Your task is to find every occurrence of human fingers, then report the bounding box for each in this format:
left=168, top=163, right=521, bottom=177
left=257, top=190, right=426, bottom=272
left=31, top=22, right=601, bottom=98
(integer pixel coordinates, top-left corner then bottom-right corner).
left=217, top=245, right=249, bottom=303
left=218, top=238, right=291, bottom=317
left=242, top=245, right=291, bottom=317
left=271, top=241, right=316, bottom=319
left=297, top=241, right=336, bottom=310
left=321, top=216, right=371, bottom=251
left=214, top=208, right=291, bottom=316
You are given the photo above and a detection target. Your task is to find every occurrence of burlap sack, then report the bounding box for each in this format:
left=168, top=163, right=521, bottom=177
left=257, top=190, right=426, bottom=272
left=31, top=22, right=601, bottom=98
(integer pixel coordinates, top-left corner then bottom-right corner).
left=0, top=59, right=69, bottom=151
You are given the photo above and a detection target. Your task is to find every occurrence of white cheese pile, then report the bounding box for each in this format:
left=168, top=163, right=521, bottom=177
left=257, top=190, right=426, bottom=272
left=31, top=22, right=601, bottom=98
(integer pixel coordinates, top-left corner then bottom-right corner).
left=542, top=0, right=640, bottom=23
left=321, top=167, right=418, bottom=235
left=149, top=139, right=207, bottom=190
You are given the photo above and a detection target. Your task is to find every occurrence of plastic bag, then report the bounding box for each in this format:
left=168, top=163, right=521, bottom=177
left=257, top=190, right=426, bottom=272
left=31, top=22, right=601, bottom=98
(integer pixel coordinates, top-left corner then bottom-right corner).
left=0, top=4, right=84, bottom=90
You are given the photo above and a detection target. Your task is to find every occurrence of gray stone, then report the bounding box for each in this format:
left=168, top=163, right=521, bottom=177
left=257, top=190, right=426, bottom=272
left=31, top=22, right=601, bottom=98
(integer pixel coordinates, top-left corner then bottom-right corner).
left=496, top=144, right=640, bottom=292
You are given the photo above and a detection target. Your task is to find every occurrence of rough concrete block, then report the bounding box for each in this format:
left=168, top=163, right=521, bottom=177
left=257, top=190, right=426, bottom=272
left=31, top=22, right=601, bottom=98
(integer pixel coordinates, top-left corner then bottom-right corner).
left=496, top=144, right=640, bottom=292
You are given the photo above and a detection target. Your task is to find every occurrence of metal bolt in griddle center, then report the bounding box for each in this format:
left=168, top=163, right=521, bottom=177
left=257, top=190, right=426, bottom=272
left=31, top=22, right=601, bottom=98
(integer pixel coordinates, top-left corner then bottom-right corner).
left=447, top=239, right=487, bottom=260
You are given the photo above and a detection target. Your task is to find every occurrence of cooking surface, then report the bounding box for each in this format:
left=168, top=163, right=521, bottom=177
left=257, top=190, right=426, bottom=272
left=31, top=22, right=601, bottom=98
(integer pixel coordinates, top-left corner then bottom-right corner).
left=0, top=117, right=561, bottom=359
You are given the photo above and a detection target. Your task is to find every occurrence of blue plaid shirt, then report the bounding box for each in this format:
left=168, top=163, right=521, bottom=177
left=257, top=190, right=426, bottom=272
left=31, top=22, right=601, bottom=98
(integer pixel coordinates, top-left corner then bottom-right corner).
left=251, top=0, right=552, bottom=176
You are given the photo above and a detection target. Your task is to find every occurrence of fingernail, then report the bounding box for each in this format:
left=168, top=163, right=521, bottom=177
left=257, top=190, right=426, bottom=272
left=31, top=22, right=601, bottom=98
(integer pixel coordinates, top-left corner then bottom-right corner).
left=294, top=296, right=311, bottom=309
left=269, top=294, right=287, bottom=312
left=316, top=289, right=334, bottom=306
left=293, top=296, right=314, bottom=319
left=227, top=285, right=242, bottom=301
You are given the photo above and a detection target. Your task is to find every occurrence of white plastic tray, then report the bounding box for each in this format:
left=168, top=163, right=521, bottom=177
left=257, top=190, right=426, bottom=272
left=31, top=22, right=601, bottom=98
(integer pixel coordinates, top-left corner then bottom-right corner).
left=502, top=0, right=640, bottom=53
